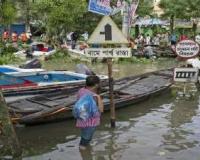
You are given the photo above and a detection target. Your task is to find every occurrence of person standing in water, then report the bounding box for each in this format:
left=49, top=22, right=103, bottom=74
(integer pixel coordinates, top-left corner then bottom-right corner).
left=73, top=75, right=104, bottom=150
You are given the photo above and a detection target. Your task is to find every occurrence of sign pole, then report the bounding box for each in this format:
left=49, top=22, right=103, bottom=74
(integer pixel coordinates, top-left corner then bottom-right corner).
left=107, top=58, right=115, bottom=128
left=86, top=16, right=131, bottom=128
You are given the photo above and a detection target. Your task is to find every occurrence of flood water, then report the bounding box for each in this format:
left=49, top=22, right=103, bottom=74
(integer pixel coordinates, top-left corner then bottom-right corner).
left=15, top=58, right=200, bottom=160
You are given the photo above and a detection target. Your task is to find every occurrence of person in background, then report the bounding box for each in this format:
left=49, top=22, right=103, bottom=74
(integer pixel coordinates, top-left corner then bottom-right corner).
left=170, top=33, right=177, bottom=45
left=152, top=34, right=160, bottom=46
left=145, top=34, right=151, bottom=45
left=163, top=32, right=170, bottom=46
left=138, top=34, right=144, bottom=47
left=11, top=31, right=18, bottom=43
left=143, top=45, right=156, bottom=59
left=2, top=30, right=9, bottom=42
left=19, top=32, right=28, bottom=43
left=26, top=31, right=32, bottom=44
left=71, top=31, right=79, bottom=49
left=75, top=64, right=95, bottom=75
left=74, top=75, right=104, bottom=150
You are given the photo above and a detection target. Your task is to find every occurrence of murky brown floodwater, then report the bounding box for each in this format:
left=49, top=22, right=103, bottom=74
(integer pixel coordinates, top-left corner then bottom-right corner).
left=15, top=58, right=200, bottom=160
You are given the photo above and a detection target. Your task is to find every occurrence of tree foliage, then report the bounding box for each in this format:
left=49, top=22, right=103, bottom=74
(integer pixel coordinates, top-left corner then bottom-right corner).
left=159, top=0, right=200, bottom=19
left=159, top=0, right=200, bottom=34
left=137, top=0, right=154, bottom=17
left=30, top=0, right=87, bottom=40
left=0, top=0, right=16, bottom=26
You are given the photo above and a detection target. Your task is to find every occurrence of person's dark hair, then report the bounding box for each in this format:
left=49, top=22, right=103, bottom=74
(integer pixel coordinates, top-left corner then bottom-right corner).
left=86, top=75, right=100, bottom=87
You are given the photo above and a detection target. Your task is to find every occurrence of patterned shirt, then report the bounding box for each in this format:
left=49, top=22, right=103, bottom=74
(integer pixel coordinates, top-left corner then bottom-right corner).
left=76, top=88, right=101, bottom=128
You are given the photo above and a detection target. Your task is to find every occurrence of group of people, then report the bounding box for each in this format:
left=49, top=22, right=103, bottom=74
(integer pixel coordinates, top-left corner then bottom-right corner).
left=133, top=33, right=170, bottom=48
left=1, top=30, right=32, bottom=44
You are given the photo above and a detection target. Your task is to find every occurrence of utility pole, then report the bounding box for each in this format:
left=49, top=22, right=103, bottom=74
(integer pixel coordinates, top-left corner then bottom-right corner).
left=122, top=1, right=130, bottom=38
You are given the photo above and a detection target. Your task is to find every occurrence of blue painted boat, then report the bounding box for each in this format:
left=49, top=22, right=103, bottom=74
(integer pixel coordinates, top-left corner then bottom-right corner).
left=0, top=65, right=44, bottom=74
left=9, top=71, right=87, bottom=87
left=0, top=59, right=44, bottom=74
left=1, top=71, right=108, bottom=101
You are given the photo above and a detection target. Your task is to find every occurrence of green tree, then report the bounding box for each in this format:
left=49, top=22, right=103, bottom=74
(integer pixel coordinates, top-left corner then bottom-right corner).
left=159, top=0, right=200, bottom=36
left=0, top=0, right=16, bottom=27
left=137, top=0, right=154, bottom=17
left=30, top=0, right=87, bottom=46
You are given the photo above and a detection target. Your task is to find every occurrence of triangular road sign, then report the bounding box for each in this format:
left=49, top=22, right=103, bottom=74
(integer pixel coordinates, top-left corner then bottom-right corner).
left=88, top=16, right=128, bottom=44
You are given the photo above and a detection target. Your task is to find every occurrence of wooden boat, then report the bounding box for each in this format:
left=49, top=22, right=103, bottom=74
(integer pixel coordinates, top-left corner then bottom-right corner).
left=8, top=69, right=173, bottom=125
left=2, top=71, right=107, bottom=100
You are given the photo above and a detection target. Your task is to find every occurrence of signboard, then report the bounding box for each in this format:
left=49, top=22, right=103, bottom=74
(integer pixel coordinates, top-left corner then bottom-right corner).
left=88, top=0, right=112, bottom=16
left=87, top=16, right=128, bottom=44
left=175, top=40, right=200, bottom=59
left=85, top=48, right=131, bottom=58
left=175, top=19, right=193, bottom=28
left=173, top=68, right=199, bottom=83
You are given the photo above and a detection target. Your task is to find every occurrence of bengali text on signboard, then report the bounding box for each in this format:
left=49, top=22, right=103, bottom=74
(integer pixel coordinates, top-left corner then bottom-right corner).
left=175, top=40, right=200, bottom=59
left=85, top=48, right=131, bottom=58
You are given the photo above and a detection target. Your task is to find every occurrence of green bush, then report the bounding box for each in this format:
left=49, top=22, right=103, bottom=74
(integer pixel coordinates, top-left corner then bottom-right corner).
left=3, top=45, right=18, bottom=54
left=0, top=54, right=21, bottom=65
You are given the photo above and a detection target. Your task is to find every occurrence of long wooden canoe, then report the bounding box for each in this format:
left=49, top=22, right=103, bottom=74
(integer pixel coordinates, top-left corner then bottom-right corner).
left=8, top=69, right=173, bottom=125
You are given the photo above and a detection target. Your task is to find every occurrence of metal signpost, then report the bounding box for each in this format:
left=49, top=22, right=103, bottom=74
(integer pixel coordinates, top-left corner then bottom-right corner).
left=87, top=16, right=131, bottom=128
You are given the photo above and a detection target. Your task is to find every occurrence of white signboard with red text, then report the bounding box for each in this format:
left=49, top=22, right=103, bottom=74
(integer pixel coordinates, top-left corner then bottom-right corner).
left=175, top=40, right=200, bottom=59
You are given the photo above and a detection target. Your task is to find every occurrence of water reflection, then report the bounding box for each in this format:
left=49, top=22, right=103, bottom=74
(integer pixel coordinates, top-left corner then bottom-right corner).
left=16, top=60, right=200, bottom=160
left=43, top=58, right=179, bottom=79
left=19, top=91, right=200, bottom=160
left=161, top=97, right=200, bottom=153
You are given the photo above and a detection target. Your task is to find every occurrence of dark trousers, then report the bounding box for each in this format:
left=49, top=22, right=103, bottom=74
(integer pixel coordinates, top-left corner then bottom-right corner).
left=80, top=127, right=96, bottom=146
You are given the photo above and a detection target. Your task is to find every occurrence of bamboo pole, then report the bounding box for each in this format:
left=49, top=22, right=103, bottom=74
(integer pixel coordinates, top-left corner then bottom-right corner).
left=107, top=58, right=116, bottom=128
left=0, top=91, right=22, bottom=160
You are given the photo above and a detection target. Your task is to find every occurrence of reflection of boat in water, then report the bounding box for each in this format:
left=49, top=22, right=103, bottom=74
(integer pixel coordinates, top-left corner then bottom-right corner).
left=8, top=69, right=173, bottom=125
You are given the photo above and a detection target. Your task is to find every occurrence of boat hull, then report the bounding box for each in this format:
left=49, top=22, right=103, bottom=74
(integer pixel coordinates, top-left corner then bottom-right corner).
left=8, top=69, right=173, bottom=125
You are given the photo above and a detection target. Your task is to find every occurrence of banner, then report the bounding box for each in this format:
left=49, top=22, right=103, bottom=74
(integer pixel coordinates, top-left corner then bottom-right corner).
left=128, top=0, right=139, bottom=26
left=88, top=0, right=112, bottom=15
